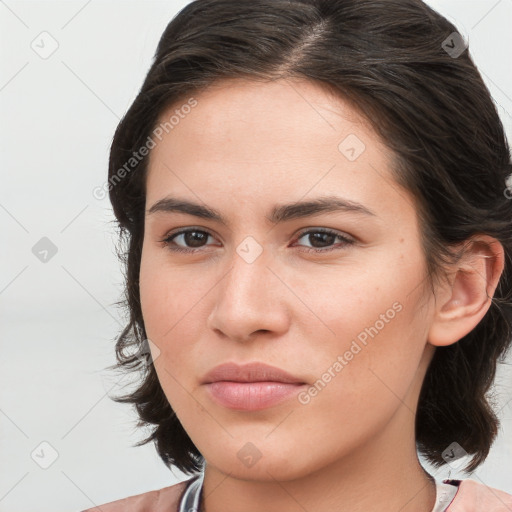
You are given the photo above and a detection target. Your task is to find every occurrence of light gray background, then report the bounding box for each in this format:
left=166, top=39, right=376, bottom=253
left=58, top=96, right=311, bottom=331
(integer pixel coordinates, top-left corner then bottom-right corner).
left=1, top=1, right=511, bottom=511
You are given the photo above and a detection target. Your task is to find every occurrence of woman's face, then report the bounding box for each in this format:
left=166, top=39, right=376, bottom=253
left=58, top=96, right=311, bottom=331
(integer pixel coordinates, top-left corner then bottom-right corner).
left=140, top=78, right=437, bottom=480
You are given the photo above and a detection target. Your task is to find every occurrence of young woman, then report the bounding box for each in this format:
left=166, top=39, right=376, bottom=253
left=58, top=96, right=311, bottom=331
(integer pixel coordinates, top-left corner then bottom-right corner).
left=83, top=0, right=512, bottom=510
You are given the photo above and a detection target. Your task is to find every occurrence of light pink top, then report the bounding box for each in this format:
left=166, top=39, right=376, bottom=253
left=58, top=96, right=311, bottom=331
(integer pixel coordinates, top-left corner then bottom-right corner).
left=79, top=476, right=512, bottom=511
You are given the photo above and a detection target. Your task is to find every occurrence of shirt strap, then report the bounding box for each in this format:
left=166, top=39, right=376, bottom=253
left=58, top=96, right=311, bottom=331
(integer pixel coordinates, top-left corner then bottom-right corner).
left=431, top=480, right=460, bottom=512
left=178, top=471, right=205, bottom=512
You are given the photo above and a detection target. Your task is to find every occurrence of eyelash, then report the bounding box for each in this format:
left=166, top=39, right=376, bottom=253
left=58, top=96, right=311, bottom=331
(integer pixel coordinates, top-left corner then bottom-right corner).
left=159, top=227, right=355, bottom=254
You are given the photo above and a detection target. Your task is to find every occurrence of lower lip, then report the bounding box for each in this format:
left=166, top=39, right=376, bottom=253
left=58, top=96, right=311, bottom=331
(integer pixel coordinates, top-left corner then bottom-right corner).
left=204, top=381, right=305, bottom=411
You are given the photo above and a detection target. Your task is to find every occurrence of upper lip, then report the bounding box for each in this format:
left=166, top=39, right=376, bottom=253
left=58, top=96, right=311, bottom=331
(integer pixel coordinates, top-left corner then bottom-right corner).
left=201, top=362, right=305, bottom=384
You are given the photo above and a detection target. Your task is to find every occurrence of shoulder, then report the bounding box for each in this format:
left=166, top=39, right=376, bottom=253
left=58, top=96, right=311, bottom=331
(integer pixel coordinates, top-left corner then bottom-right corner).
left=79, top=478, right=193, bottom=512
left=447, top=479, right=512, bottom=511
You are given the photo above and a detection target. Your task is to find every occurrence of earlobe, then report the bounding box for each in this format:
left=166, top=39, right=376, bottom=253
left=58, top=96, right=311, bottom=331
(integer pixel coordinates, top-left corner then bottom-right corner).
left=428, top=235, right=505, bottom=348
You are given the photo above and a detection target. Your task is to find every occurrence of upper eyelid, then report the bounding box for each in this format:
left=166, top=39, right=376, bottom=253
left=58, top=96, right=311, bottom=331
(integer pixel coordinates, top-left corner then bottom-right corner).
left=163, top=226, right=218, bottom=241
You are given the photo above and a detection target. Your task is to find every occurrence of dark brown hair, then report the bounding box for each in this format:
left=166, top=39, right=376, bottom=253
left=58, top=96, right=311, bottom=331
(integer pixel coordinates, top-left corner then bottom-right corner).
left=105, top=0, right=512, bottom=475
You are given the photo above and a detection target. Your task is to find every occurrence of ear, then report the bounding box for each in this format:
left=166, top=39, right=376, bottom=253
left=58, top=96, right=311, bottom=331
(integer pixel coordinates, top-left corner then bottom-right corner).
left=428, top=235, right=505, bottom=347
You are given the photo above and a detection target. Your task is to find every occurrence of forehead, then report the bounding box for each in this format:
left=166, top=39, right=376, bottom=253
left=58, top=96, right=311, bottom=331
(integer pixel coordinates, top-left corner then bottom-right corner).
left=152, top=77, right=371, bottom=157
left=145, top=78, right=415, bottom=227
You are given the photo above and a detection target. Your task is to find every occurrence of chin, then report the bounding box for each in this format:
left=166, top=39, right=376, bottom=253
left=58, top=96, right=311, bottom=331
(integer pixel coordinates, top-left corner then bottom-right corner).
left=204, top=442, right=328, bottom=483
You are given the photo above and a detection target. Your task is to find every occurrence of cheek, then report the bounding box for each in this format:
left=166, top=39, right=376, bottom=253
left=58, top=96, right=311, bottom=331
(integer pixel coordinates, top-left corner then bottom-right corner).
left=139, top=247, right=199, bottom=340
left=139, top=249, right=208, bottom=409
left=301, top=251, right=429, bottom=410
left=289, top=292, right=428, bottom=460
left=293, top=245, right=425, bottom=353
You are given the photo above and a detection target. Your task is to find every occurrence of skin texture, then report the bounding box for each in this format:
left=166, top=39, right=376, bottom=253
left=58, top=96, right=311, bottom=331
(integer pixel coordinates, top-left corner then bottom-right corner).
left=139, top=78, right=504, bottom=512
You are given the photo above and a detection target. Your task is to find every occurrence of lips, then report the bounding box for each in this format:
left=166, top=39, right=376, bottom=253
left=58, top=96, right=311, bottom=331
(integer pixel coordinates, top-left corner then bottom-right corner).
left=201, top=362, right=308, bottom=411
left=201, top=361, right=306, bottom=385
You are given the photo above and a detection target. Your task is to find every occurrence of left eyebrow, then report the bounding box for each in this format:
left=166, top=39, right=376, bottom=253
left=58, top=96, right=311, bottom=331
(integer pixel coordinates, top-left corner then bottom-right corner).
left=146, top=195, right=376, bottom=227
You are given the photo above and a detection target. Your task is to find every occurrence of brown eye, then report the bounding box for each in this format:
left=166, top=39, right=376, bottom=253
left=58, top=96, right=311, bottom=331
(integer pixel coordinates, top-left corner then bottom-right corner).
left=161, top=229, right=216, bottom=253
left=160, top=227, right=355, bottom=255
left=294, top=229, right=355, bottom=253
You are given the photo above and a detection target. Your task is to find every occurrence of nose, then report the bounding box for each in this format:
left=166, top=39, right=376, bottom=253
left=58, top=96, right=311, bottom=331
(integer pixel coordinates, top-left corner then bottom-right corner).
left=206, top=243, right=290, bottom=343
